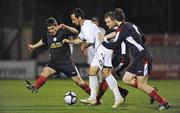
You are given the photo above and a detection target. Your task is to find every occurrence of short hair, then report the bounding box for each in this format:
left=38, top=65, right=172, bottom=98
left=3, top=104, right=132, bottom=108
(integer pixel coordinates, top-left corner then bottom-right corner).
left=91, top=17, right=99, bottom=22
left=104, top=11, right=115, bottom=20
left=70, top=8, right=85, bottom=19
left=112, top=8, right=126, bottom=21
left=45, top=17, right=57, bottom=27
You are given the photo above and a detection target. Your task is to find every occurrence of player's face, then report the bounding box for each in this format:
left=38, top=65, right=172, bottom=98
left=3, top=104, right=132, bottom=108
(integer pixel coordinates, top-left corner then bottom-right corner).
left=105, top=17, right=116, bottom=29
left=47, top=25, right=57, bottom=36
left=70, top=14, right=80, bottom=26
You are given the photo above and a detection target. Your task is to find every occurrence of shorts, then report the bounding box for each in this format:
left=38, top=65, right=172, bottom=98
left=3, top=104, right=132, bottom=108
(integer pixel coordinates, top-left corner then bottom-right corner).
left=127, top=50, right=152, bottom=76
left=90, top=45, right=113, bottom=70
left=46, top=61, right=79, bottom=77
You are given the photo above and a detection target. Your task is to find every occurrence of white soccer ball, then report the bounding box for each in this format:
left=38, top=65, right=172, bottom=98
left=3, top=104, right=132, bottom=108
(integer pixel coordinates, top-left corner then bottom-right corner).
left=64, top=91, right=78, bottom=105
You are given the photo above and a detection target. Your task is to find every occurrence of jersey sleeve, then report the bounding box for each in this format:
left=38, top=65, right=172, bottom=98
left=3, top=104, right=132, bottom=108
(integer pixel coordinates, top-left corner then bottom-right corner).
left=78, top=24, right=95, bottom=44
left=102, top=28, right=127, bottom=50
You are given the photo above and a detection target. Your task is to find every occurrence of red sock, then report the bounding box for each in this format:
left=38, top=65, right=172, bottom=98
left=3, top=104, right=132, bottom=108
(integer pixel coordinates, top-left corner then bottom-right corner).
left=96, top=80, right=108, bottom=102
left=132, top=78, right=138, bottom=88
left=35, top=75, right=47, bottom=89
left=79, top=82, right=91, bottom=95
left=149, top=90, right=167, bottom=105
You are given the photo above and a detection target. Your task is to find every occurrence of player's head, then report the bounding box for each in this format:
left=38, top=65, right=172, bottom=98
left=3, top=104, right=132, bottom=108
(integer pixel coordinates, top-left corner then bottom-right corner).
left=45, top=17, right=58, bottom=36
left=104, top=11, right=116, bottom=29
left=70, top=8, right=85, bottom=26
left=112, top=8, right=126, bottom=22
left=91, top=17, right=99, bottom=26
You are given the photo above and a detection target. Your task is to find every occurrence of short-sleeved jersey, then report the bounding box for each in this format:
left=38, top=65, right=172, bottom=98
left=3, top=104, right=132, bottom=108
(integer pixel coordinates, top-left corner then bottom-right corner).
left=42, top=28, right=76, bottom=64
left=78, top=20, right=101, bottom=50
left=102, top=22, right=147, bottom=58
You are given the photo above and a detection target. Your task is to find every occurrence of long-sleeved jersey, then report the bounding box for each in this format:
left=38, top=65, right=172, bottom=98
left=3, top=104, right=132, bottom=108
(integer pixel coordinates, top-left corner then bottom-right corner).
left=102, top=22, right=147, bottom=58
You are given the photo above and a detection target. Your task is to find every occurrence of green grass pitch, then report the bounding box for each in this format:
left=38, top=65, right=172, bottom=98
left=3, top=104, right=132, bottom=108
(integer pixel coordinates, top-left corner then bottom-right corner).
left=0, top=79, right=180, bottom=113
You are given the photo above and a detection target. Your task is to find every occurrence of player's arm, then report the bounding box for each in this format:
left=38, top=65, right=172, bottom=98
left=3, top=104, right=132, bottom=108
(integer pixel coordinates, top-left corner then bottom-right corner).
left=105, top=31, right=116, bottom=39
left=62, top=37, right=83, bottom=44
left=80, top=42, right=92, bottom=51
left=57, top=24, right=79, bottom=34
left=98, top=32, right=121, bottom=50
left=28, top=39, right=45, bottom=52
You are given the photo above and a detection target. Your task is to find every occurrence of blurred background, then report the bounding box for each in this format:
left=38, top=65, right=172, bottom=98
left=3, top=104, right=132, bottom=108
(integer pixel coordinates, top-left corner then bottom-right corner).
left=0, top=0, right=180, bottom=79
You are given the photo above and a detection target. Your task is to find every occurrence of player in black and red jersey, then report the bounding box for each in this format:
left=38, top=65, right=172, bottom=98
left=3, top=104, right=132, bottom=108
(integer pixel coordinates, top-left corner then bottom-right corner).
left=25, top=17, right=91, bottom=95
left=103, top=11, right=130, bottom=77
left=99, top=8, right=169, bottom=110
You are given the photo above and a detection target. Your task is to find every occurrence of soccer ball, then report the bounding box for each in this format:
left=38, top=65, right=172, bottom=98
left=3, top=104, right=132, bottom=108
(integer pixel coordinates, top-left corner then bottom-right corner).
left=64, top=91, right=78, bottom=105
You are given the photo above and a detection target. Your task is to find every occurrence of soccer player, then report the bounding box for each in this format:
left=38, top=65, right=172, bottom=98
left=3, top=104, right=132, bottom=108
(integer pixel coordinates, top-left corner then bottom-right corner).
left=104, top=11, right=158, bottom=105
left=99, top=8, right=170, bottom=110
left=63, top=8, right=125, bottom=108
left=25, top=17, right=91, bottom=96
left=103, top=11, right=130, bottom=77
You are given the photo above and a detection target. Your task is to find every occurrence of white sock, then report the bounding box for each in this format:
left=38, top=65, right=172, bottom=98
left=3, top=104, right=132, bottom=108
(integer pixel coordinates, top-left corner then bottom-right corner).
left=106, top=74, right=121, bottom=100
left=89, top=76, right=98, bottom=99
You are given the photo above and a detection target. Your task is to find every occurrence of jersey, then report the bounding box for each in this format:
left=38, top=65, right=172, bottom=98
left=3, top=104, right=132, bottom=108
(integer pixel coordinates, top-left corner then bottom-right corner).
left=102, top=22, right=152, bottom=76
left=78, top=20, right=101, bottom=50
left=102, top=22, right=147, bottom=58
left=42, top=28, right=75, bottom=64
left=78, top=20, right=112, bottom=70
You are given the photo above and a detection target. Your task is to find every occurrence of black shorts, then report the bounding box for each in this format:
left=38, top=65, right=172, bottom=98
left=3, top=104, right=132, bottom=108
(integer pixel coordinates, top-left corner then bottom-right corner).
left=46, top=62, right=78, bottom=77
left=127, top=50, right=152, bottom=76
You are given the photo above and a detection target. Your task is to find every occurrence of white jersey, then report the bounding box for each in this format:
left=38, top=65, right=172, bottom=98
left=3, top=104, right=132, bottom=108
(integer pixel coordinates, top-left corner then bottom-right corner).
left=78, top=20, right=101, bottom=50
left=79, top=20, right=112, bottom=70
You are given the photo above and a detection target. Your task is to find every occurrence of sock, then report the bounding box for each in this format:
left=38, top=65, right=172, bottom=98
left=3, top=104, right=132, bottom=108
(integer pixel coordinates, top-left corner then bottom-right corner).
left=78, top=82, right=91, bottom=95
left=149, top=90, right=167, bottom=105
left=96, top=80, right=108, bottom=102
left=89, top=76, right=99, bottom=99
left=35, top=75, right=47, bottom=89
left=106, top=74, right=121, bottom=100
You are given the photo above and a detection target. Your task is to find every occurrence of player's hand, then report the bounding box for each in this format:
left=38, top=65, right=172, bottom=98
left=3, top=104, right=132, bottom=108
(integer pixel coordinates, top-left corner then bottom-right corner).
left=62, top=39, right=70, bottom=44
left=81, top=43, right=89, bottom=51
left=56, top=24, right=66, bottom=30
left=98, top=32, right=105, bottom=43
left=27, top=44, right=35, bottom=52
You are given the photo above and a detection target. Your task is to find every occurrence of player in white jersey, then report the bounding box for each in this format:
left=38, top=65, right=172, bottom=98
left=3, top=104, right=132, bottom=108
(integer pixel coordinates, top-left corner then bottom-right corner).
left=63, top=8, right=124, bottom=108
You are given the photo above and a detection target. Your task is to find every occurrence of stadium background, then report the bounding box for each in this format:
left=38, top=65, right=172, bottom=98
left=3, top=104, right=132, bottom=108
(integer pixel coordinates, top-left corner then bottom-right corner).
left=0, top=1, right=180, bottom=113
left=0, top=0, right=179, bottom=79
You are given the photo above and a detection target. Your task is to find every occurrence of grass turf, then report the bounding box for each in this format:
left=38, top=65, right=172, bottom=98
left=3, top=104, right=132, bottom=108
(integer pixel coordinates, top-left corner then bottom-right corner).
left=0, top=79, right=180, bottom=113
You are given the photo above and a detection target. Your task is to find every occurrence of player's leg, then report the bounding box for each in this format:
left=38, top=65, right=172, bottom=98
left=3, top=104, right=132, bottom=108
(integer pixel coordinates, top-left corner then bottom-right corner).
left=102, top=67, right=124, bottom=108
left=60, top=63, right=91, bottom=95
left=122, top=72, right=138, bottom=87
left=112, top=55, right=130, bottom=99
left=25, top=66, right=56, bottom=94
left=80, top=66, right=99, bottom=105
left=71, top=75, right=91, bottom=95
left=136, top=76, right=169, bottom=110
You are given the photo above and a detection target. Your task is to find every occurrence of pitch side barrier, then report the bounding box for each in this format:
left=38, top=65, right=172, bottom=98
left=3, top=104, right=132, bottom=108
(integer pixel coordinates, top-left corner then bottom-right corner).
left=0, top=60, right=36, bottom=79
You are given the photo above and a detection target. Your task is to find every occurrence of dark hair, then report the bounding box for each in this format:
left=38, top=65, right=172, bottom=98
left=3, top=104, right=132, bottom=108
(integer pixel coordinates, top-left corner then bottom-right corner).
left=104, top=11, right=115, bottom=20
left=91, top=17, right=99, bottom=22
left=70, top=8, right=85, bottom=19
left=112, top=8, right=126, bottom=21
left=45, top=17, right=57, bottom=27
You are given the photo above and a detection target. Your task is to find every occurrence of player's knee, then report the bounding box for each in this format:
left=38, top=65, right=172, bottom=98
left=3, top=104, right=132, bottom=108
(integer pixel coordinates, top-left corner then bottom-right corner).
left=88, top=67, right=98, bottom=75
left=102, top=68, right=111, bottom=77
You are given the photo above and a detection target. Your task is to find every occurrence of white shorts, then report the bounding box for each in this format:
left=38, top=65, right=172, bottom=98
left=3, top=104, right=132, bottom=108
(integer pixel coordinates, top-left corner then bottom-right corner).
left=90, top=44, right=113, bottom=70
